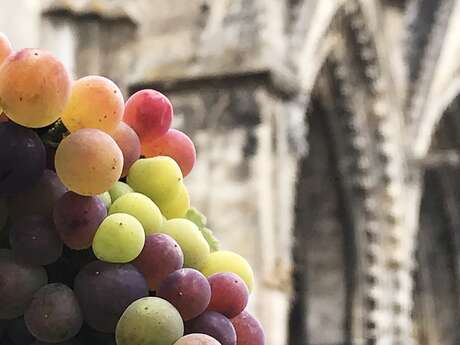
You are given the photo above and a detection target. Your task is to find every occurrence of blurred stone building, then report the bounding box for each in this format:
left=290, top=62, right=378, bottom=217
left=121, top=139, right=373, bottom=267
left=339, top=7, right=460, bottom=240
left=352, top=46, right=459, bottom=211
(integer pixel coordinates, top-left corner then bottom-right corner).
left=2, top=0, right=460, bottom=344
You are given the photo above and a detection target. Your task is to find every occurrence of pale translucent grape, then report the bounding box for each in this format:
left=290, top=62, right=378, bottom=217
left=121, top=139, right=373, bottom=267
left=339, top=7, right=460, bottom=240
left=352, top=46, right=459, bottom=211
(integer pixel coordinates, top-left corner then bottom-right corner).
left=174, top=334, right=221, bottom=345
left=109, top=192, right=163, bottom=235
left=160, top=219, right=210, bottom=269
left=55, top=128, right=123, bottom=196
left=157, top=182, right=190, bottom=219
left=200, top=251, right=254, bottom=292
left=92, top=213, right=145, bottom=263
left=0, top=49, right=71, bottom=128
left=116, top=297, right=183, bottom=345
left=108, top=181, right=133, bottom=202
left=127, top=156, right=183, bottom=204
left=61, top=76, right=124, bottom=134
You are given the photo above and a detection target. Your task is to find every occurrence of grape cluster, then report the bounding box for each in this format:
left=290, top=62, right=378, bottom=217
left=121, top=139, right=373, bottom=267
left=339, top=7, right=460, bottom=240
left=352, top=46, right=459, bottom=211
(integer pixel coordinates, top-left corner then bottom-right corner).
left=0, top=33, right=264, bottom=345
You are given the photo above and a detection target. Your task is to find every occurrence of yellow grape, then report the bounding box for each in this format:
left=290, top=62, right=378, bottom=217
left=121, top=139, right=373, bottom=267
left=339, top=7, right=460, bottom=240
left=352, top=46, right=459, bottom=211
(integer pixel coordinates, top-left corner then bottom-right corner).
left=55, top=128, right=123, bottom=196
left=61, top=76, right=124, bottom=134
left=109, top=192, right=163, bottom=235
left=92, top=213, right=145, bottom=263
left=160, top=219, right=210, bottom=270
left=127, top=157, right=183, bottom=204
left=0, top=32, right=12, bottom=65
left=0, top=48, right=71, bottom=128
left=201, top=251, right=255, bottom=292
left=157, top=182, right=190, bottom=219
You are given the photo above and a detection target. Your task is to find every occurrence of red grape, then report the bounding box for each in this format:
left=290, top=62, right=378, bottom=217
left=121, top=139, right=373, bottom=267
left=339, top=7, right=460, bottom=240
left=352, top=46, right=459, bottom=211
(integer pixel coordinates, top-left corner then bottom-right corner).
left=230, top=311, right=264, bottom=345
left=185, top=311, right=236, bottom=345
left=157, top=268, right=211, bottom=321
left=9, top=215, right=63, bottom=266
left=142, top=129, right=196, bottom=177
left=111, top=122, right=141, bottom=177
left=123, top=89, right=173, bottom=144
left=53, top=192, right=107, bottom=250
left=133, top=233, right=184, bottom=291
left=207, top=272, right=248, bottom=318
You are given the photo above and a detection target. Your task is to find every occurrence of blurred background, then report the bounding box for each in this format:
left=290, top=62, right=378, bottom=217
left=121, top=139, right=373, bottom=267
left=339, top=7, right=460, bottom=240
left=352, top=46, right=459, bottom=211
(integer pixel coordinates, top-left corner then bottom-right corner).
left=2, top=0, right=460, bottom=345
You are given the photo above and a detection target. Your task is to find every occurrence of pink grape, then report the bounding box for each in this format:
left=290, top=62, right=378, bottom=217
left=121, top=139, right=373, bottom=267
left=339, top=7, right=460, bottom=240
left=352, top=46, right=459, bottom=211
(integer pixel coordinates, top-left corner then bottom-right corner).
left=157, top=268, right=211, bottom=321
left=174, top=334, right=221, bottom=345
left=142, top=129, right=196, bottom=177
left=207, top=273, right=248, bottom=318
left=133, top=233, right=184, bottom=290
left=111, top=122, right=141, bottom=177
left=230, top=311, right=264, bottom=345
left=123, top=89, right=172, bottom=144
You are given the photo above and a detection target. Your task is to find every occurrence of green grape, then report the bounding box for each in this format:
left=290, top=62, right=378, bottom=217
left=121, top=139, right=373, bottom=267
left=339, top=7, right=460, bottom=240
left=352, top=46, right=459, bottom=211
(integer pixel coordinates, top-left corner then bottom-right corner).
left=201, top=251, right=255, bottom=292
left=0, top=197, right=7, bottom=232
left=160, top=219, right=210, bottom=270
left=109, top=181, right=133, bottom=202
left=92, top=213, right=145, bottom=263
left=157, top=182, right=190, bottom=219
left=109, top=192, right=163, bottom=235
left=127, top=157, right=183, bottom=204
left=185, top=208, right=219, bottom=252
left=97, top=192, right=112, bottom=209
left=116, top=297, right=183, bottom=345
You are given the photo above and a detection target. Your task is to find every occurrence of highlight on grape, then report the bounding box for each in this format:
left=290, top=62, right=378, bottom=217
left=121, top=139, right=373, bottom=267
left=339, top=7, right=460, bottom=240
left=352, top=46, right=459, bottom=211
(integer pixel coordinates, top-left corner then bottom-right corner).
left=0, top=32, right=264, bottom=345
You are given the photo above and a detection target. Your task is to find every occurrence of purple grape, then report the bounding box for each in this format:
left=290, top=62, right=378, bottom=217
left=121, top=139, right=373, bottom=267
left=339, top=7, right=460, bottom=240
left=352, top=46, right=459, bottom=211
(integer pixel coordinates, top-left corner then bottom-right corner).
left=185, top=311, right=236, bottom=345
left=207, top=272, right=249, bottom=318
left=6, top=317, right=34, bottom=345
left=53, top=192, right=107, bottom=250
left=9, top=216, right=62, bottom=265
left=157, top=268, right=211, bottom=321
left=8, top=170, right=67, bottom=222
left=74, top=261, right=148, bottom=333
left=0, top=123, right=46, bottom=196
left=25, top=283, right=83, bottom=343
left=76, top=323, right=116, bottom=345
left=0, top=249, right=48, bottom=319
left=133, top=233, right=184, bottom=290
left=230, top=311, right=264, bottom=345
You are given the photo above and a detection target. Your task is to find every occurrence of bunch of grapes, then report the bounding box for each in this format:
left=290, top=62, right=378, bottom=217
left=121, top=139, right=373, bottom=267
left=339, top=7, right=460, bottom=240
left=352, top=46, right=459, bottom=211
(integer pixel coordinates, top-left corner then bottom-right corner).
left=0, top=32, right=264, bottom=345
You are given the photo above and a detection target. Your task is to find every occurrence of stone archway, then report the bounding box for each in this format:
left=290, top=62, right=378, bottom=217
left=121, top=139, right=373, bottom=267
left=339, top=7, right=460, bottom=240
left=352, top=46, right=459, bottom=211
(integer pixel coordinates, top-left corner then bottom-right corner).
left=414, top=95, right=460, bottom=345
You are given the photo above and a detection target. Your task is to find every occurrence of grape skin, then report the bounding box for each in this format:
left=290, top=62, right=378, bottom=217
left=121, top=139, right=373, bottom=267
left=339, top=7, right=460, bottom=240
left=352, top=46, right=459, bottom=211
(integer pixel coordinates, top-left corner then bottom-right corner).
left=123, top=89, right=173, bottom=144
left=207, top=272, right=248, bottom=318
left=174, top=334, right=221, bottom=345
left=200, top=251, right=254, bottom=293
left=157, top=182, right=190, bottom=220
left=185, top=311, right=236, bottom=345
left=109, top=192, right=163, bottom=235
left=61, top=76, right=124, bottom=134
left=142, top=129, right=196, bottom=177
left=230, top=311, right=264, bottom=345
left=0, top=249, right=48, bottom=320
left=0, top=49, right=71, bottom=128
left=157, top=268, right=211, bottom=321
left=25, top=283, right=83, bottom=343
left=0, top=122, right=46, bottom=195
left=55, top=128, right=123, bottom=196
left=160, top=219, right=210, bottom=270
left=9, top=215, right=63, bottom=266
left=0, top=33, right=12, bottom=65
left=108, top=181, right=133, bottom=203
left=116, top=297, right=184, bottom=345
left=92, top=213, right=145, bottom=263
left=53, top=192, right=107, bottom=250
left=133, top=233, right=184, bottom=291
left=111, top=122, right=141, bottom=178
left=74, top=261, right=148, bottom=333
